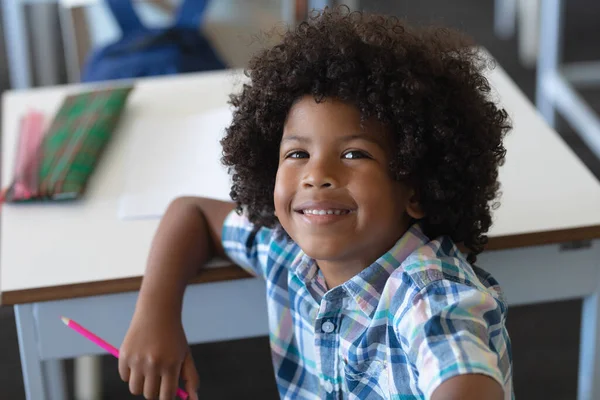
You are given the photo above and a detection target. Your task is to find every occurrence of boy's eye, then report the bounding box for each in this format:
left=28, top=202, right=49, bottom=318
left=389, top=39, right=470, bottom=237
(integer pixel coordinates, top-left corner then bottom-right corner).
left=286, top=150, right=309, bottom=159
left=343, top=150, right=369, bottom=159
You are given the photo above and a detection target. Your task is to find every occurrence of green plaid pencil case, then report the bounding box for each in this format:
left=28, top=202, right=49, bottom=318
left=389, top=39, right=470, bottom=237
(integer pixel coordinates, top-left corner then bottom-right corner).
left=2, top=86, right=133, bottom=202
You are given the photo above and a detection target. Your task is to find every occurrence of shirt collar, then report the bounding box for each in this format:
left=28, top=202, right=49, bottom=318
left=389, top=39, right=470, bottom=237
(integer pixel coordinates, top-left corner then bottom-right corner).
left=341, top=223, right=429, bottom=318
left=291, top=223, right=429, bottom=317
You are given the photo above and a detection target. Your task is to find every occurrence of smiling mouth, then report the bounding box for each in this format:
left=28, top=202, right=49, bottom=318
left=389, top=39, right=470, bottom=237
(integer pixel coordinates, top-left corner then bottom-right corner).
left=299, top=209, right=353, bottom=216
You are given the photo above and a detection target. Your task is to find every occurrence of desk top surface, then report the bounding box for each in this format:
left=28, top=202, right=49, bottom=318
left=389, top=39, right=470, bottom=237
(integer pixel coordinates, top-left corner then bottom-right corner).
left=2, top=61, right=600, bottom=305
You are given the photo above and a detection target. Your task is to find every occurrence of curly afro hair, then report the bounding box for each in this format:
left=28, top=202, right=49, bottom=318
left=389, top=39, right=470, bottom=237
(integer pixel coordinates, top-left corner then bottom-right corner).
left=221, top=6, right=511, bottom=263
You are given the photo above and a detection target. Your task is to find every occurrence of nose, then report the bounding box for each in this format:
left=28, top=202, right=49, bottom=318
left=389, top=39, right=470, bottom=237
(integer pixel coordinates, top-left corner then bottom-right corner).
left=301, top=157, right=339, bottom=189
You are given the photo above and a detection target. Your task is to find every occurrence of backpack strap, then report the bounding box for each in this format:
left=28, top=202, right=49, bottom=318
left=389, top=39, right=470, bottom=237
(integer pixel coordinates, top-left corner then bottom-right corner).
left=105, top=0, right=148, bottom=35
left=173, top=0, right=209, bottom=30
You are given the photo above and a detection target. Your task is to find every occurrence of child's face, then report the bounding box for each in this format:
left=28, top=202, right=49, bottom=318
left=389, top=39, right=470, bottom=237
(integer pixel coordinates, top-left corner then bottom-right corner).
left=274, top=96, right=423, bottom=268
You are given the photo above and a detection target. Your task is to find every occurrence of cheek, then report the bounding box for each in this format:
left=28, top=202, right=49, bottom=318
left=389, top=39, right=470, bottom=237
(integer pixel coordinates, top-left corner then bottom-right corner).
left=352, top=173, right=403, bottom=216
left=274, top=168, right=292, bottom=213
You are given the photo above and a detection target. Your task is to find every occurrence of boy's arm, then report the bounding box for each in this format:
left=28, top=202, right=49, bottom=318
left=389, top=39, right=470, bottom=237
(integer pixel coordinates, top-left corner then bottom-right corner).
left=119, top=197, right=235, bottom=399
left=395, top=279, right=509, bottom=399
left=431, top=374, right=504, bottom=400
left=137, top=196, right=236, bottom=314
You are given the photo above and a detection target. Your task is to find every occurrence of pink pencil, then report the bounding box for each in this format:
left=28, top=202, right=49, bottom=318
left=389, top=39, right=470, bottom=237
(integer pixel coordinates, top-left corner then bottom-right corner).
left=61, top=316, right=189, bottom=400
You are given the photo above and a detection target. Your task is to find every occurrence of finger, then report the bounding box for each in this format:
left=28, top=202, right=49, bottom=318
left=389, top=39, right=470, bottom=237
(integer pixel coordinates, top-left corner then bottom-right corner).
left=128, top=370, right=144, bottom=396
left=159, top=370, right=179, bottom=400
left=181, top=352, right=199, bottom=400
left=118, top=357, right=130, bottom=383
left=143, top=373, right=161, bottom=400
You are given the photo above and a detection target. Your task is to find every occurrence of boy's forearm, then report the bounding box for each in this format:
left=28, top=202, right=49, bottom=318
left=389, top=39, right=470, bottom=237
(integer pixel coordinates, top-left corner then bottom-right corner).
left=136, top=197, right=234, bottom=315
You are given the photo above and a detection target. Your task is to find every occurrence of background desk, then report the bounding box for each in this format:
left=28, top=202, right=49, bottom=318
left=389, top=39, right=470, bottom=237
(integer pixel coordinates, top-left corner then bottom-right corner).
left=0, top=0, right=336, bottom=89
left=2, top=63, right=600, bottom=399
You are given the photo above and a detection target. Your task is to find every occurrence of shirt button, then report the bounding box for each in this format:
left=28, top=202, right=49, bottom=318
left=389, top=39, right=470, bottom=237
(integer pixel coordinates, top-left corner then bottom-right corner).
left=323, top=380, right=334, bottom=393
left=321, top=320, right=335, bottom=333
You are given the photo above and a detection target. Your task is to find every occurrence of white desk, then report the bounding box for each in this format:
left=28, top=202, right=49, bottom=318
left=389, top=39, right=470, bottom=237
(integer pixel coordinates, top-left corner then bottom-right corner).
left=2, top=64, right=600, bottom=399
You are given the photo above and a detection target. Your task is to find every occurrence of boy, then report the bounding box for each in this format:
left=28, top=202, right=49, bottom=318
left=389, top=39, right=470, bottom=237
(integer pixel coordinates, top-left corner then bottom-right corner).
left=119, top=7, right=513, bottom=400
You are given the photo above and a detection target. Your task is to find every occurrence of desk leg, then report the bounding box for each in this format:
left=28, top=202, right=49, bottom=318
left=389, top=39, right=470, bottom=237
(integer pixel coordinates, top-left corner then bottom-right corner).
left=493, top=0, right=517, bottom=39
left=579, top=290, right=600, bottom=400
left=516, top=0, right=540, bottom=67
left=29, top=2, right=61, bottom=86
left=15, top=304, right=68, bottom=400
left=536, top=0, right=563, bottom=128
left=74, top=355, right=102, bottom=400
left=44, top=359, right=68, bottom=400
left=0, top=0, right=33, bottom=89
left=15, top=304, right=46, bottom=400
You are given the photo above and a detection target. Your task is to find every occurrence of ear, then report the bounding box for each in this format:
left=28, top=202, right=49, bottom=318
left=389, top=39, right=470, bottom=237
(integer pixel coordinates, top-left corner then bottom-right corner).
left=405, top=188, right=425, bottom=220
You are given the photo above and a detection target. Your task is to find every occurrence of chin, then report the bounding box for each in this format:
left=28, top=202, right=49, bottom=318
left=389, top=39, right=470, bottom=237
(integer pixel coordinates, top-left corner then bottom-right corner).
left=297, top=239, right=347, bottom=261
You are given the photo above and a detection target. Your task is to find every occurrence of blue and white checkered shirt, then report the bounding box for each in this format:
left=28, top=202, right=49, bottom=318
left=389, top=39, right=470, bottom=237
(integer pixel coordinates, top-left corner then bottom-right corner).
left=222, top=211, right=513, bottom=399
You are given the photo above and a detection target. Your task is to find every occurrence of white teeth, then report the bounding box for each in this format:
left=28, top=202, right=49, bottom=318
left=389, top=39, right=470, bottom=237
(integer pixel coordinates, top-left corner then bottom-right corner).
left=303, top=209, right=349, bottom=215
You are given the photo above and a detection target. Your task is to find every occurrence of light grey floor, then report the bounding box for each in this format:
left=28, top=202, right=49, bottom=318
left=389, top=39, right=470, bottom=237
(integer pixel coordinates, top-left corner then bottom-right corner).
left=1, top=1, right=599, bottom=399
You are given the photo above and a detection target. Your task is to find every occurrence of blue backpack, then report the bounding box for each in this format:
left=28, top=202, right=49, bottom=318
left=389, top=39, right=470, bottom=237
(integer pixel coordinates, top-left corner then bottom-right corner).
left=82, top=0, right=226, bottom=82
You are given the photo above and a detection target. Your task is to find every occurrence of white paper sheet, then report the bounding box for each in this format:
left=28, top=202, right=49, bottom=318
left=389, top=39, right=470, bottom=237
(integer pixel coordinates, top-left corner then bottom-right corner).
left=118, top=106, right=233, bottom=220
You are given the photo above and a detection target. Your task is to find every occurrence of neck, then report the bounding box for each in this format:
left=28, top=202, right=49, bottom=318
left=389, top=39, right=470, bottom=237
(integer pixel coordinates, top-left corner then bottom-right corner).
left=317, top=259, right=369, bottom=289
left=317, top=230, right=405, bottom=289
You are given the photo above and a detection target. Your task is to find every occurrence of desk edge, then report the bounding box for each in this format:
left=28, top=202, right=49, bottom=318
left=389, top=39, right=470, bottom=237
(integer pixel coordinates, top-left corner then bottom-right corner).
left=3, top=225, right=600, bottom=305
left=1, top=264, right=253, bottom=305
left=485, top=224, right=600, bottom=251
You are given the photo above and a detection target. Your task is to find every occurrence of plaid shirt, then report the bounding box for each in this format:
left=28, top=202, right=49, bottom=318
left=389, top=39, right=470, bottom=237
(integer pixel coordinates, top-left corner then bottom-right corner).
left=222, top=211, right=513, bottom=399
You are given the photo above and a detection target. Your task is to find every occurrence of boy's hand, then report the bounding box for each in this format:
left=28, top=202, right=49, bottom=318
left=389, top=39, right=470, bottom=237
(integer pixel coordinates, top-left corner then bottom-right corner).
left=118, top=310, right=199, bottom=400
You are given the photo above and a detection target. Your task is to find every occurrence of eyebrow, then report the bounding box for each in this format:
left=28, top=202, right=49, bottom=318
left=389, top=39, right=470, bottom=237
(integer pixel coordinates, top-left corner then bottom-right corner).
left=281, top=133, right=383, bottom=146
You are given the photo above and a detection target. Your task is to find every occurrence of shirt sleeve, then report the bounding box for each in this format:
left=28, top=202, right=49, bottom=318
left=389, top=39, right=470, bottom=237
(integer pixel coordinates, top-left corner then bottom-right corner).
left=221, top=209, right=273, bottom=279
left=396, top=279, right=508, bottom=398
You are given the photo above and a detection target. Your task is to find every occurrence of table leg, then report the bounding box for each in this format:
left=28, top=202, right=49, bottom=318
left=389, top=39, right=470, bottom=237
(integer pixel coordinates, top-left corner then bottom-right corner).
left=15, top=303, right=69, bottom=400
left=74, top=355, right=102, bottom=400
left=535, top=0, right=563, bottom=128
left=493, top=0, right=517, bottom=39
left=43, top=359, right=68, bottom=400
left=578, top=290, right=600, bottom=400
left=0, top=0, right=33, bottom=89
left=516, top=0, right=539, bottom=67
left=29, top=2, right=61, bottom=86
